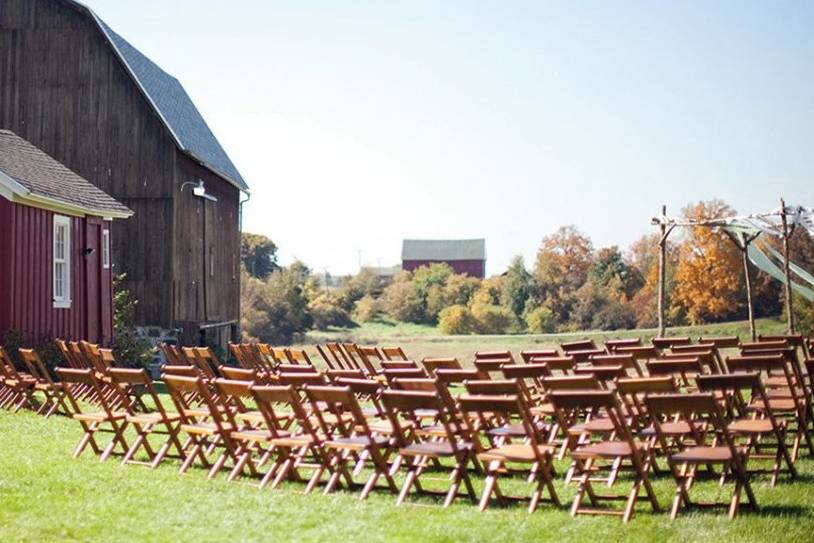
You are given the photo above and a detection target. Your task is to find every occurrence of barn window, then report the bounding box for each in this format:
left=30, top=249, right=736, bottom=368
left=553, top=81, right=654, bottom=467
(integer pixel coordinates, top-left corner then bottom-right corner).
left=53, top=215, right=71, bottom=308
left=102, top=229, right=111, bottom=269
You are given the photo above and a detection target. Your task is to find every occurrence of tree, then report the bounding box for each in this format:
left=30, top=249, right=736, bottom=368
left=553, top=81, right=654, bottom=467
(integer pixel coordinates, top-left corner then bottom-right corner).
left=589, top=246, right=644, bottom=302
left=672, top=200, right=742, bottom=324
left=627, top=233, right=682, bottom=328
left=381, top=271, right=424, bottom=323
left=241, top=265, right=312, bottom=344
left=338, top=269, right=384, bottom=311
left=241, top=233, right=279, bottom=279
left=531, top=225, right=594, bottom=326
left=502, top=255, right=532, bottom=319
left=438, top=305, right=479, bottom=335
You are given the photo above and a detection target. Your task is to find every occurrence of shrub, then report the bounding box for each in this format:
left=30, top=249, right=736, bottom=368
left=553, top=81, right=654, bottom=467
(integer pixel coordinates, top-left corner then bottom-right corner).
left=524, top=306, right=556, bottom=333
left=438, top=305, right=478, bottom=335
left=591, top=300, right=637, bottom=331
left=112, top=273, right=154, bottom=369
left=241, top=266, right=313, bottom=344
left=308, top=294, right=354, bottom=330
left=471, top=303, right=518, bottom=334
left=353, top=295, right=381, bottom=323
left=381, top=273, right=424, bottom=323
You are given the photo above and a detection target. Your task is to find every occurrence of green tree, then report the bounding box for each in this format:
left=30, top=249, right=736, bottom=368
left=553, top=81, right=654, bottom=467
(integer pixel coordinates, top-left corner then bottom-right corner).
left=502, top=255, right=531, bottom=319
left=381, top=271, right=424, bottom=323
left=241, top=233, right=280, bottom=280
left=241, top=265, right=312, bottom=344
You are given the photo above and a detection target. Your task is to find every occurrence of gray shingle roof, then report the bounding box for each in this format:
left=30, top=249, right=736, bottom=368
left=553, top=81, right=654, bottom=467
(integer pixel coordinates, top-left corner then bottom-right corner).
left=91, top=17, right=248, bottom=192
left=0, top=130, right=133, bottom=217
left=402, top=239, right=486, bottom=261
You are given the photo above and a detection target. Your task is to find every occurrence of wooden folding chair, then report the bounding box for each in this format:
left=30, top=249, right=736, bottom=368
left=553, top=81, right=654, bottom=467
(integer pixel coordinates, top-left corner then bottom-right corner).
left=421, top=357, right=462, bottom=377
left=380, top=360, right=419, bottom=370
left=108, top=368, right=186, bottom=468
left=326, top=368, right=366, bottom=382
left=567, top=348, right=607, bottom=364
left=381, top=390, right=476, bottom=507
left=0, top=347, right=38, bottom=412
left=533, top=356, right=575, bottom=376
left=646, top=357, right=705, bottom=390
left=164, top=374, right=255, bottom=479
left=645, top=392, right=756, bottom=520
left=574, top=364, right=625, bottom=389
left=250, top=384, right=325, bottom=491
left=56, top=368, right=130, bottom=460
left=665, top=346, right=723, bottom=374
left=501, top=363, right=549, bottom=398
left=474, top=358, right=511, bottom=379
left=304, top=385, right=398, bottom=498
left=697, top=372, right=796, bottom=486
left=19, top=348, right=70, bottom=417
left=277, top=363, right=320, bottom=374
left=381, top=346, right=409, bottom=361
left=727, top=354, right=814, bottom=460
left=459, top=392, right=560, bottom=513
left=382, top=367, right=428, bottom=386
left=614, top=345, right=659, bottom=365
left=549, top=390, right=660, bottom=523
left=181, top=347, right=217, bottom=380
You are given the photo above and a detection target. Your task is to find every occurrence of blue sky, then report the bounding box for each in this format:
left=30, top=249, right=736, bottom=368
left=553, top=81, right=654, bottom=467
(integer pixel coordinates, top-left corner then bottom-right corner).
left=81, top=1, right=814, bottom=275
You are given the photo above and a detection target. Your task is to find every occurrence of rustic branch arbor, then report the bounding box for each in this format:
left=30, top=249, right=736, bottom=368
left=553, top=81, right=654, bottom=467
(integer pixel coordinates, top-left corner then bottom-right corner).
left=651, top=199, right=801, bottom=340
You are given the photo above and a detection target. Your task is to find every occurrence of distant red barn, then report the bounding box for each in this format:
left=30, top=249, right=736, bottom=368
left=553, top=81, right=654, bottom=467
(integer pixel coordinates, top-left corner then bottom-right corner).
left=401, top=239, right=486, bottom=278
left=0, top=130, right=133, bottom=345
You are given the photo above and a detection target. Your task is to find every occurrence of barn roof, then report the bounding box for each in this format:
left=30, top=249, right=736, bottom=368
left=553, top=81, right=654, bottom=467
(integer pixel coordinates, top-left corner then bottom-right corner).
left=68, top=1, right=249, bottom=193
left=0, top=130, right=133, bottom=218
left=402, top=239, right=486, bottom=261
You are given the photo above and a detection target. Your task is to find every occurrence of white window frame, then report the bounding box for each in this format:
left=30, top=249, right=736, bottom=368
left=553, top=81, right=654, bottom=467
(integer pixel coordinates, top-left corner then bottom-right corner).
left=53, top=215, right=71, bottom=309
left=102, top=228, right=111, bottom=269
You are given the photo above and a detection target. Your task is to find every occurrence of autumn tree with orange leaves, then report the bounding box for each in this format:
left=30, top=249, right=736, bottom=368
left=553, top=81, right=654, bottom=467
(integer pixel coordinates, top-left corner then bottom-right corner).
left=671, top=200, right=743, bottom=324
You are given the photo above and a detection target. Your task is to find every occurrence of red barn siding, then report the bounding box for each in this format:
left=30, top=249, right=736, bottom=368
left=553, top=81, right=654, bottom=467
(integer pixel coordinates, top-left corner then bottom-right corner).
left=0, top=198, right=113, bottom=344
left=402, top=259, right=486, bottom=279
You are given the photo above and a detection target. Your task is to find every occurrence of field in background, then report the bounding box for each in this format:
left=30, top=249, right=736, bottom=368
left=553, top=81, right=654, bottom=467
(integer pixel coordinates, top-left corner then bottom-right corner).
left=300, top=317, right=789, bottom=363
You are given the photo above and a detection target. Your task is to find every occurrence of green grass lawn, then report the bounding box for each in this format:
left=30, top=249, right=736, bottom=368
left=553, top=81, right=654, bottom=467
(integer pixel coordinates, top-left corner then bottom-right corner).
left=301, top=317, right=789, bottom=363
left=2, top=401, right=814, bottom=542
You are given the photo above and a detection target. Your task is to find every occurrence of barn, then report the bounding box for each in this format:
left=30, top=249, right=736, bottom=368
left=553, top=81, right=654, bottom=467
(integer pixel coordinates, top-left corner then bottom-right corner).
left=0, top=0, right=248, bottom=347
left=401, top=239, right=487, bottom=278
left=0, top=130, right=133, bottom=345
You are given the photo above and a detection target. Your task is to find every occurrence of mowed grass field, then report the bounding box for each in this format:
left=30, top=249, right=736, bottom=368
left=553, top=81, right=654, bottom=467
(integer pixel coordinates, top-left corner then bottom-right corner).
left=301, top=317, right=790, bottom=363
left=2, top=317, right=812, bottom=542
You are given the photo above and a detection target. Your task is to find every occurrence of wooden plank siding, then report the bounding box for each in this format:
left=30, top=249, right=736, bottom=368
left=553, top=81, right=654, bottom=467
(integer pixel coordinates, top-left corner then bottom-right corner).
left=0, top=198, right=113, bottom=344
left=0, top=0, right=241, bottom=339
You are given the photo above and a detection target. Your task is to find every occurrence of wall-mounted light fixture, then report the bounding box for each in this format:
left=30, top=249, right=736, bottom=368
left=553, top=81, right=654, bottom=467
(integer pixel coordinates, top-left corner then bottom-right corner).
left=180, top=179, right=218, bottom=202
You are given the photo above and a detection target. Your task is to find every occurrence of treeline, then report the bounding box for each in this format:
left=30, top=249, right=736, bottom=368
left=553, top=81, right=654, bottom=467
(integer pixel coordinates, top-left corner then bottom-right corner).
left=240, top=199, right=814, bottom=343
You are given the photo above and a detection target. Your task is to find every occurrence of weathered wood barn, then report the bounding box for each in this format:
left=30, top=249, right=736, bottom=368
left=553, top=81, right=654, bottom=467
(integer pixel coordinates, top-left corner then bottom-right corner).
left=0, top=0, right=249, bottom=346
left=0, top=129, right=132, bottom=344
left=401, top=239, right=487, bottom=278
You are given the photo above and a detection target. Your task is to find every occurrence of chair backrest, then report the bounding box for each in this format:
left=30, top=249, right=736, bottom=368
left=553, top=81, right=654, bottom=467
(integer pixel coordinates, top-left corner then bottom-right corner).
left=213, top=378, right=254, bottom=418
left=285, top=348, right=314, bottom=366
left=278, top=372, right=327, bottom=388
left=380, top=360, right=418, bottom=370
left=58, top=367, right=126, bottom=416
left=318, top=342, right=354, bottom=370
left=382, top=367, right=428, bottom=386
left=161, top=364, right=199, bottom=378
left=604, top=338, right=642, bottom=352
left=182, top=347, right=215, bottom=379
left=55, top=339, right=82, bottom=369
left=277, top=363, right=319, bottom=374
left=560, top=339, right=597, bottom=353
left=326, top=368, right=366, bottom=382
left=380, top=346, right=408, bottom=361
left=590, top=353, right=641, bottom=376
left=422, top=357, right=462, bottom=376
left=645, top=357, right=703, bottom=388
left=542, top=374, right=600, bottom=392
left=163, top=374, right=223, bottom=427
left=548, top=390, right=637, bottom=452
left=519, top=348, right=559, bottom=362
left=500, top=363, right=549, bottom=391
left=219, top=366, right=262, bottom=382
left=696, top=371, right=773, bottom=419
left=353, top=345, right=382, bottom=375
left=698, top=336, right=740, bottom=349
left=740, top=340, right=788, bottom=353
left=665, top=346, right=722, bottom=373
left=650, top=336, right=691, bottom=350
left=253, top=343, right=278, bottom=371
left=475, top=350, right=516, bottom=364
left=567, top=348, right=606, bottom=363
left=435, top=368, right=480, bottom=386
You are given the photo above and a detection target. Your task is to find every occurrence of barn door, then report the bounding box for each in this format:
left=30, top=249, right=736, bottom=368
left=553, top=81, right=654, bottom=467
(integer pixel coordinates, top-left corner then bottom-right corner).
left=85, top=222, right=102, bottom=343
